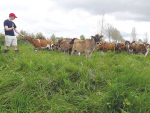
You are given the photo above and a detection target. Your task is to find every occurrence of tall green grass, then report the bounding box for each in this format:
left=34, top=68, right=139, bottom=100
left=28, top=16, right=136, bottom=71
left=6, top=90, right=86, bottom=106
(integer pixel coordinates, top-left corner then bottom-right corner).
left=1, top=44, right=150, bottom=113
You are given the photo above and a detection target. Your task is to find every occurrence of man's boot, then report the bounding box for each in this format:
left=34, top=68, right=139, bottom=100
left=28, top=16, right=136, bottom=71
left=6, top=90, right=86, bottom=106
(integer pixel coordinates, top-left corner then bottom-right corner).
left=14, top=50, right=19, bottom=53
left=4, top=50, right=9, bottom=54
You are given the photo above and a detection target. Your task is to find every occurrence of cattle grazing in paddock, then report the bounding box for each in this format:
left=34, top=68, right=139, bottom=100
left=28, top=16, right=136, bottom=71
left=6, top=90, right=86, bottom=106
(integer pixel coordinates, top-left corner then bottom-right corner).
left=58, top=39, right=73, bottom=54
left=136, top=43, right=147, bottom=55
left=70, top=35, right=103, bottom=58
left=100, top=42, right=115, bottom=52
left=145, top=44, right=150, bottom=57
left=25, top=36, right=53, bottom=52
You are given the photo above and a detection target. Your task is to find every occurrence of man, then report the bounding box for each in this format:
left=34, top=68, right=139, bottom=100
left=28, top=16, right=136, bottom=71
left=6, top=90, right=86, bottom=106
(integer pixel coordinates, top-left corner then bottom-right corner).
left=4, top=13, right=25, bottom=53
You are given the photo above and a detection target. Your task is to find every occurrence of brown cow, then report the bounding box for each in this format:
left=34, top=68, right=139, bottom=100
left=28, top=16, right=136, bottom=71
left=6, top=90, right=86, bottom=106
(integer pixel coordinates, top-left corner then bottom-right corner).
left=136, top=43, right=147, bottom=54
left=70, top=35, right=103, bottom=58
left=115, top=43, right=126, bottom=53
left=101, top=42, right=115, bottom=52
left=25, top=36, right=53, bottom=52
left=94, top=42, right=106, bottom=52
left=58, top=39, right=73, bottom=54
left=95, top=44, right=102, bottom=51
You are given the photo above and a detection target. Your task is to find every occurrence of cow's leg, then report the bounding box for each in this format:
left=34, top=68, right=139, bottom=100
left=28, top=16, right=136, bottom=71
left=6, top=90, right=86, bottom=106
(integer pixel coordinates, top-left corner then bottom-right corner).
left=75, top=51, right=78, bottom=56
left=145, top=49, right=150, bottom=57
left=38, top=47, right=41, bottom=52
left=85, top=50, right=89, bottom=58
left=35, top=48, right=38, bottom=53
left=67, top=49, right=70, bottom=54
left=47, top=44, right=51, bottom=51
left=89, top=52, right=93, bottom=58
left=78, top=52, right=80, bottom=56
left=71, top=49, right=75, bottom=55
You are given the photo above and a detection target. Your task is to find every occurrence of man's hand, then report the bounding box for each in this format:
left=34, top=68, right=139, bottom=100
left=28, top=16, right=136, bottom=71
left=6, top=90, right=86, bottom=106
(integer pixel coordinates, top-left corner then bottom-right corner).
left=21, top=35, right=25, bottom=38
left=12, top=24, right=14, bottom=30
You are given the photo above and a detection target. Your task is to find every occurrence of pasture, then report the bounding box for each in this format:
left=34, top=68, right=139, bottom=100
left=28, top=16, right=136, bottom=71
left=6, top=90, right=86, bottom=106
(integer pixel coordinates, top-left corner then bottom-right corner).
left=0, top=44, right=150, bottom=113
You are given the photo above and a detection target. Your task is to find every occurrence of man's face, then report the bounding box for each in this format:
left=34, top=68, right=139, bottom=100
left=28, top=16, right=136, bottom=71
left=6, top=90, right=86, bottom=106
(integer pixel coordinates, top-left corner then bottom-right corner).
left=10, top=16, right=15, bottom=20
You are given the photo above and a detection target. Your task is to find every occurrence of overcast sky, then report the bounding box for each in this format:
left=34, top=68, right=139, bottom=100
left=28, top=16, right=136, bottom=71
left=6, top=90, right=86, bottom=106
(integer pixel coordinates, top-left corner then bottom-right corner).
left=0, top=0, right=150, bottom=42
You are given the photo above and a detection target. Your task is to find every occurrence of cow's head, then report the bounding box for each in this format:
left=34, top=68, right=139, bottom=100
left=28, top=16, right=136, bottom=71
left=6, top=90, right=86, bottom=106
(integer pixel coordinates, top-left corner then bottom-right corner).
left=24, top=36, right=32, bottom=40
left=125, top=41, right=129, bottom=45
left=95, top=44, right=102, bottom=50
left=24, top=36, right=33, bottom=43
left=58, top=39, right=63, bottom=44
left=100, top=42, right=106, bottom=48
left=139, top=44, right=147, bottom=54
left=117, top=43, right=122, bottom=51
left=127, top=41, right=135, bottom=49
left=70, top=38, right=76, bottom=44
left=91, top=35, right=103, bottom=45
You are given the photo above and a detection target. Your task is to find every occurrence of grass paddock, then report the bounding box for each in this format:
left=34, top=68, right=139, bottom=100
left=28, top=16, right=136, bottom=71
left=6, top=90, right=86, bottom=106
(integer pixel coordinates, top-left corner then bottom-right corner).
left=0, top=44, right=150, bottom=113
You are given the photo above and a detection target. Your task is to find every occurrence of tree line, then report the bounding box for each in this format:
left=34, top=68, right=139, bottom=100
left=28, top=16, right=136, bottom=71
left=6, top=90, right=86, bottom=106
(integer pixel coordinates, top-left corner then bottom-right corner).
left=0, top=30, right=86, bottom=45
left=97, top=14, right=149, bottom=43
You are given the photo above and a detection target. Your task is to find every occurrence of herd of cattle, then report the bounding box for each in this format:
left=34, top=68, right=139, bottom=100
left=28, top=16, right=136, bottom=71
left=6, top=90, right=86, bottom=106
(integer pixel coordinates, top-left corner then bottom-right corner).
left=24, top=35, right=150, bottom=58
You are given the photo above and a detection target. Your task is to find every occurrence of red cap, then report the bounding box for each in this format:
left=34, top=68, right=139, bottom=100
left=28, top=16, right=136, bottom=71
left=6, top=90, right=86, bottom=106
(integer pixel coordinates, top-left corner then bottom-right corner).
left=9, top=13, right=17, bottom=18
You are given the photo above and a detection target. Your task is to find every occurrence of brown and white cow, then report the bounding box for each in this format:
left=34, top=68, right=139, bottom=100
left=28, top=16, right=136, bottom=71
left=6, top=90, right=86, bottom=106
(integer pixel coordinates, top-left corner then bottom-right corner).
left=70, top=35, right=103, bottom=58
left=125, top=41, right=136, bottom=54
left=25, top=36, right=53, bottom=52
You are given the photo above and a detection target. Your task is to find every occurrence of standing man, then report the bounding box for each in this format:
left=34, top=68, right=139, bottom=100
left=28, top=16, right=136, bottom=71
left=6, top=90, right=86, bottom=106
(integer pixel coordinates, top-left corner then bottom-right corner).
left=4, top=13, right=25, bottom=53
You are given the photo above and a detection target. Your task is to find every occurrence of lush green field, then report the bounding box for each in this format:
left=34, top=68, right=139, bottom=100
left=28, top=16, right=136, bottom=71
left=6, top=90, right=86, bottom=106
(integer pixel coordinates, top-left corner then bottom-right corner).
left=0, top=44, right=150, bottom=113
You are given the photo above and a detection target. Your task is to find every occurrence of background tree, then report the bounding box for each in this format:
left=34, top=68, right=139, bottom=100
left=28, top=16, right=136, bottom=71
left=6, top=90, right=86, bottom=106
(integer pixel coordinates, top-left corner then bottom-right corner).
left=0, top=33, right=5, bottom=45
left=143, top=32, right=149, bottom=44
left=111, top=28, right=124, bottom=43
left=97, top=11, right=106, bottom=36
left=50, top=34, right=57, bottom=43
left=131, top=27, right=137, bottom=43
left=138, top=39, right=143, bottom=43
left=104, top=23, right=113, bottom=43
left=35, top=32, right=45, bottom=39
left=16, top=30, right=31, bottom=44
left=80, top=35, right=85, bottom=40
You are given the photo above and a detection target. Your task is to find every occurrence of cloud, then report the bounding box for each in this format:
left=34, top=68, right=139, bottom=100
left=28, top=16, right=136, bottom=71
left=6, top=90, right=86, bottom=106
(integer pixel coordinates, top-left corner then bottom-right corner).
left=0, top=0, right=150, bottom=43
left=54, top=0, right=150, bottom=21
